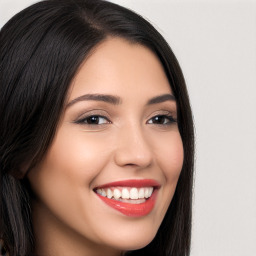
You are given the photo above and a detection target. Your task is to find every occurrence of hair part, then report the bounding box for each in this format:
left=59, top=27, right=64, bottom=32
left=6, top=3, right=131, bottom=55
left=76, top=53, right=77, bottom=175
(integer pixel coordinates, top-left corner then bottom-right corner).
left=0, top=1, right=194, bottom=255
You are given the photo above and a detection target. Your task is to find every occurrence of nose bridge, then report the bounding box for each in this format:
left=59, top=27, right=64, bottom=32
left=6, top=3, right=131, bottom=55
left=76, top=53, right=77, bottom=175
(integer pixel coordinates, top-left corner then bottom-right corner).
left=114, top=121, right=153, bottom=168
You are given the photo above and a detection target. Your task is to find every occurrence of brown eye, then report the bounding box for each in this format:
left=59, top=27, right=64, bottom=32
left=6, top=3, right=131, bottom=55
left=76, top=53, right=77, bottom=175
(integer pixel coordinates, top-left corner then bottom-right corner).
left=87, top=116, right=100, bottom=124
left=147, top=115, right=176, bottom=125
left=76, top=115, right=110, bottom=125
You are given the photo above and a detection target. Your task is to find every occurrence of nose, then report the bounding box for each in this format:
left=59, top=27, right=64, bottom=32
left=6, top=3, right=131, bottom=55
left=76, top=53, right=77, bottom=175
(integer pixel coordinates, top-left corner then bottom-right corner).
left=113, top=123, right=153, bottom=169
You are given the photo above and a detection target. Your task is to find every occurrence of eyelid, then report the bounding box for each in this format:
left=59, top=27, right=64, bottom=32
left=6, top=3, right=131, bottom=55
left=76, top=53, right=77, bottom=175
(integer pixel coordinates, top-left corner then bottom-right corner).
left=147, top=115, right=177, bottom=124
left=72, top=109, right=113, bottom=127
left=145, top=109, right=178, bottom=126
left=74, top=109, right=111, bottom=121
left=73, top=116, right=111, bottom=131
left=146, top=109, right=177, bottom=119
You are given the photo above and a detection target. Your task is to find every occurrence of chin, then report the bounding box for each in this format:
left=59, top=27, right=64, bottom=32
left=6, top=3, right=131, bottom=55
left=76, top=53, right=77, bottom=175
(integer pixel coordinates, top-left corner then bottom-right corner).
left=104, top=227, right=157, bottom=252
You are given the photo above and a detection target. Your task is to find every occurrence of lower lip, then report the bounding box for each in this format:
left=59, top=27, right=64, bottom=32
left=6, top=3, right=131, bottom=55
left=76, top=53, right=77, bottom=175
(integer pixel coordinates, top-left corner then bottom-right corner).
left=96, top=190, right=158, bottom=217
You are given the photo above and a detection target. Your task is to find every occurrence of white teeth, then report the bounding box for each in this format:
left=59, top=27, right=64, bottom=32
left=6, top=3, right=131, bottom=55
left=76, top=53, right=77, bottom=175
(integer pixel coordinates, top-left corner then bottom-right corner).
left=138, top=188, right=145, bottom=199
left=113, top=188, right=121, bottom=199
left=101, top=189, right=106, bottom=197
left=148, top=187, right=153, bottom=197
left=96, top=187, right=154, bottom=200
left=144, top=188, right=149, bottom=198
left=130, top=188, right=139, bottom=199
left=144, top=187, right=153, bottom=198
left=96, top=189, right=102, bottom=195
left=122, top=188, right=130, bottom=199
left=107, top=188, right=113, bottom=199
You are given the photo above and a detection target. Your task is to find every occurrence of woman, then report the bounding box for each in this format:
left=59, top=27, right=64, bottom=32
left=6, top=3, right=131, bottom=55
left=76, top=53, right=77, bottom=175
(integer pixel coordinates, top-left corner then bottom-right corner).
left=0, top=0, right=194, bottom=255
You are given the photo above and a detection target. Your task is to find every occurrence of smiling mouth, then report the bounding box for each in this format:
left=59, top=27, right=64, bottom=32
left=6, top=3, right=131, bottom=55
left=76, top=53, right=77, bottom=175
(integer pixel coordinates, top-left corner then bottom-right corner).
left=94, top=179, right=160, bottom=217
left=96, top=186, right=154, bottom=203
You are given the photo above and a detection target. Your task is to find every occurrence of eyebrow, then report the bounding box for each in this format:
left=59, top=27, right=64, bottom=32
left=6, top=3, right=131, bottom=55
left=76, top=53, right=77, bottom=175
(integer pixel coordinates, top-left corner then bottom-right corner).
left=66, top=94, right=122, bottom=108
left=146, top=94, right=176, bottom=105
left=66, top=93, right=176, bottom=108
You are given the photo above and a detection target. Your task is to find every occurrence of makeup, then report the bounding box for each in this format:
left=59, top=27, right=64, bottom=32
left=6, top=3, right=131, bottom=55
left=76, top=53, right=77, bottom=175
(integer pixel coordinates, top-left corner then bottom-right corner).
left=94, top=179, right=160, bottom=217
left=27, top=38, right=184, bottom=253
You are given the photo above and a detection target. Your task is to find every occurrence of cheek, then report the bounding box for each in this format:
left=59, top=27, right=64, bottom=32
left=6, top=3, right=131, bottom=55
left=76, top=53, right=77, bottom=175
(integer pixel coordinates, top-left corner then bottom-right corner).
left=44, top=126, right=112, bottom=185
left=152, top=131, right=183, bottom=214
left=27, top=127, right=115, bottom=238
left=153, top=131, right=184, bottom=180
left=27, top=126, right=112, bottom=211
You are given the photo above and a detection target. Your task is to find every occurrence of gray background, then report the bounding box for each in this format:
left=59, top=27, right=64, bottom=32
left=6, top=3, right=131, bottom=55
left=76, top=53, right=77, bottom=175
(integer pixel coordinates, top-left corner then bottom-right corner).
left=1, top=0, right=256, bottom=255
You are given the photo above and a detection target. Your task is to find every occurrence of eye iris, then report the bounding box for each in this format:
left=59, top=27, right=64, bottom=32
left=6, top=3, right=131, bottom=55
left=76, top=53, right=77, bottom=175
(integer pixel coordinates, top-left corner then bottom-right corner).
left=87, top=116, right=99, bottom=124
left=153, top=116, right=166, bottom=124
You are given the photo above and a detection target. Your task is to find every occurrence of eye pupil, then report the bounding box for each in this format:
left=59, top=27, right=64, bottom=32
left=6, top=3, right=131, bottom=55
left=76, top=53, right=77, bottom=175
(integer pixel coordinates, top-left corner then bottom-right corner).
left=88, top=116, right=99, bottom=124
left=153, top=116, right=165, bottom=124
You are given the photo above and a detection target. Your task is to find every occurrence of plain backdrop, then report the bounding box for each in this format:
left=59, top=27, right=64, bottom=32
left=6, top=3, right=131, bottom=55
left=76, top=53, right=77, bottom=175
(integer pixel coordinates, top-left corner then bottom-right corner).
left=1, top=0, right=256, bottom=255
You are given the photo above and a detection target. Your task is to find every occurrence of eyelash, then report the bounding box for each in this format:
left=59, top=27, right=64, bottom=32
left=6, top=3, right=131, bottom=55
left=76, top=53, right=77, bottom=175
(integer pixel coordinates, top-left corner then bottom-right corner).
left=147, top=115, right=177, bottom=125
left=74, top=114, right=177, bottom=126
left=75, top=115, right=111, bottom=125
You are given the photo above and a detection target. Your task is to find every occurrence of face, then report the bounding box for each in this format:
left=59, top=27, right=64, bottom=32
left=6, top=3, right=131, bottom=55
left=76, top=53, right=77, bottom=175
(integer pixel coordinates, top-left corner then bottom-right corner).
left=27, top=38, right=184, bottom=256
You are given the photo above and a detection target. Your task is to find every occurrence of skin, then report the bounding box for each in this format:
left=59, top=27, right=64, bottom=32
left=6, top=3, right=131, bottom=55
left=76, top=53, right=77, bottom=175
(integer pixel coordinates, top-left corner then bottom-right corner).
left=27, top=37, right=184, bottom=256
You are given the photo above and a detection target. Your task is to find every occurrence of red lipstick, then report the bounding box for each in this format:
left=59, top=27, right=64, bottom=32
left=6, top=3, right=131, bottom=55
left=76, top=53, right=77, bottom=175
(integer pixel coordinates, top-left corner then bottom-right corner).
left=95, top=179, right=160, bottom=188
left=94, top=179, right=160, bottom=217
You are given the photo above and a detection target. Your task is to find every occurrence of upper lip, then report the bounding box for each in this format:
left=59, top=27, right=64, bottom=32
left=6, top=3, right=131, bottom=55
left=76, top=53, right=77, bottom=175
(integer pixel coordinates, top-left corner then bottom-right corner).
left=94, top=179, right=161, bottom=189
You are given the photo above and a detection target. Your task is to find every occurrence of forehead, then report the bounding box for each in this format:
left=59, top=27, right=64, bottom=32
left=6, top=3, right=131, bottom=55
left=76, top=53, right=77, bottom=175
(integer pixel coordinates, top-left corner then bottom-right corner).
left=69, top=37, right=172, bottom=101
